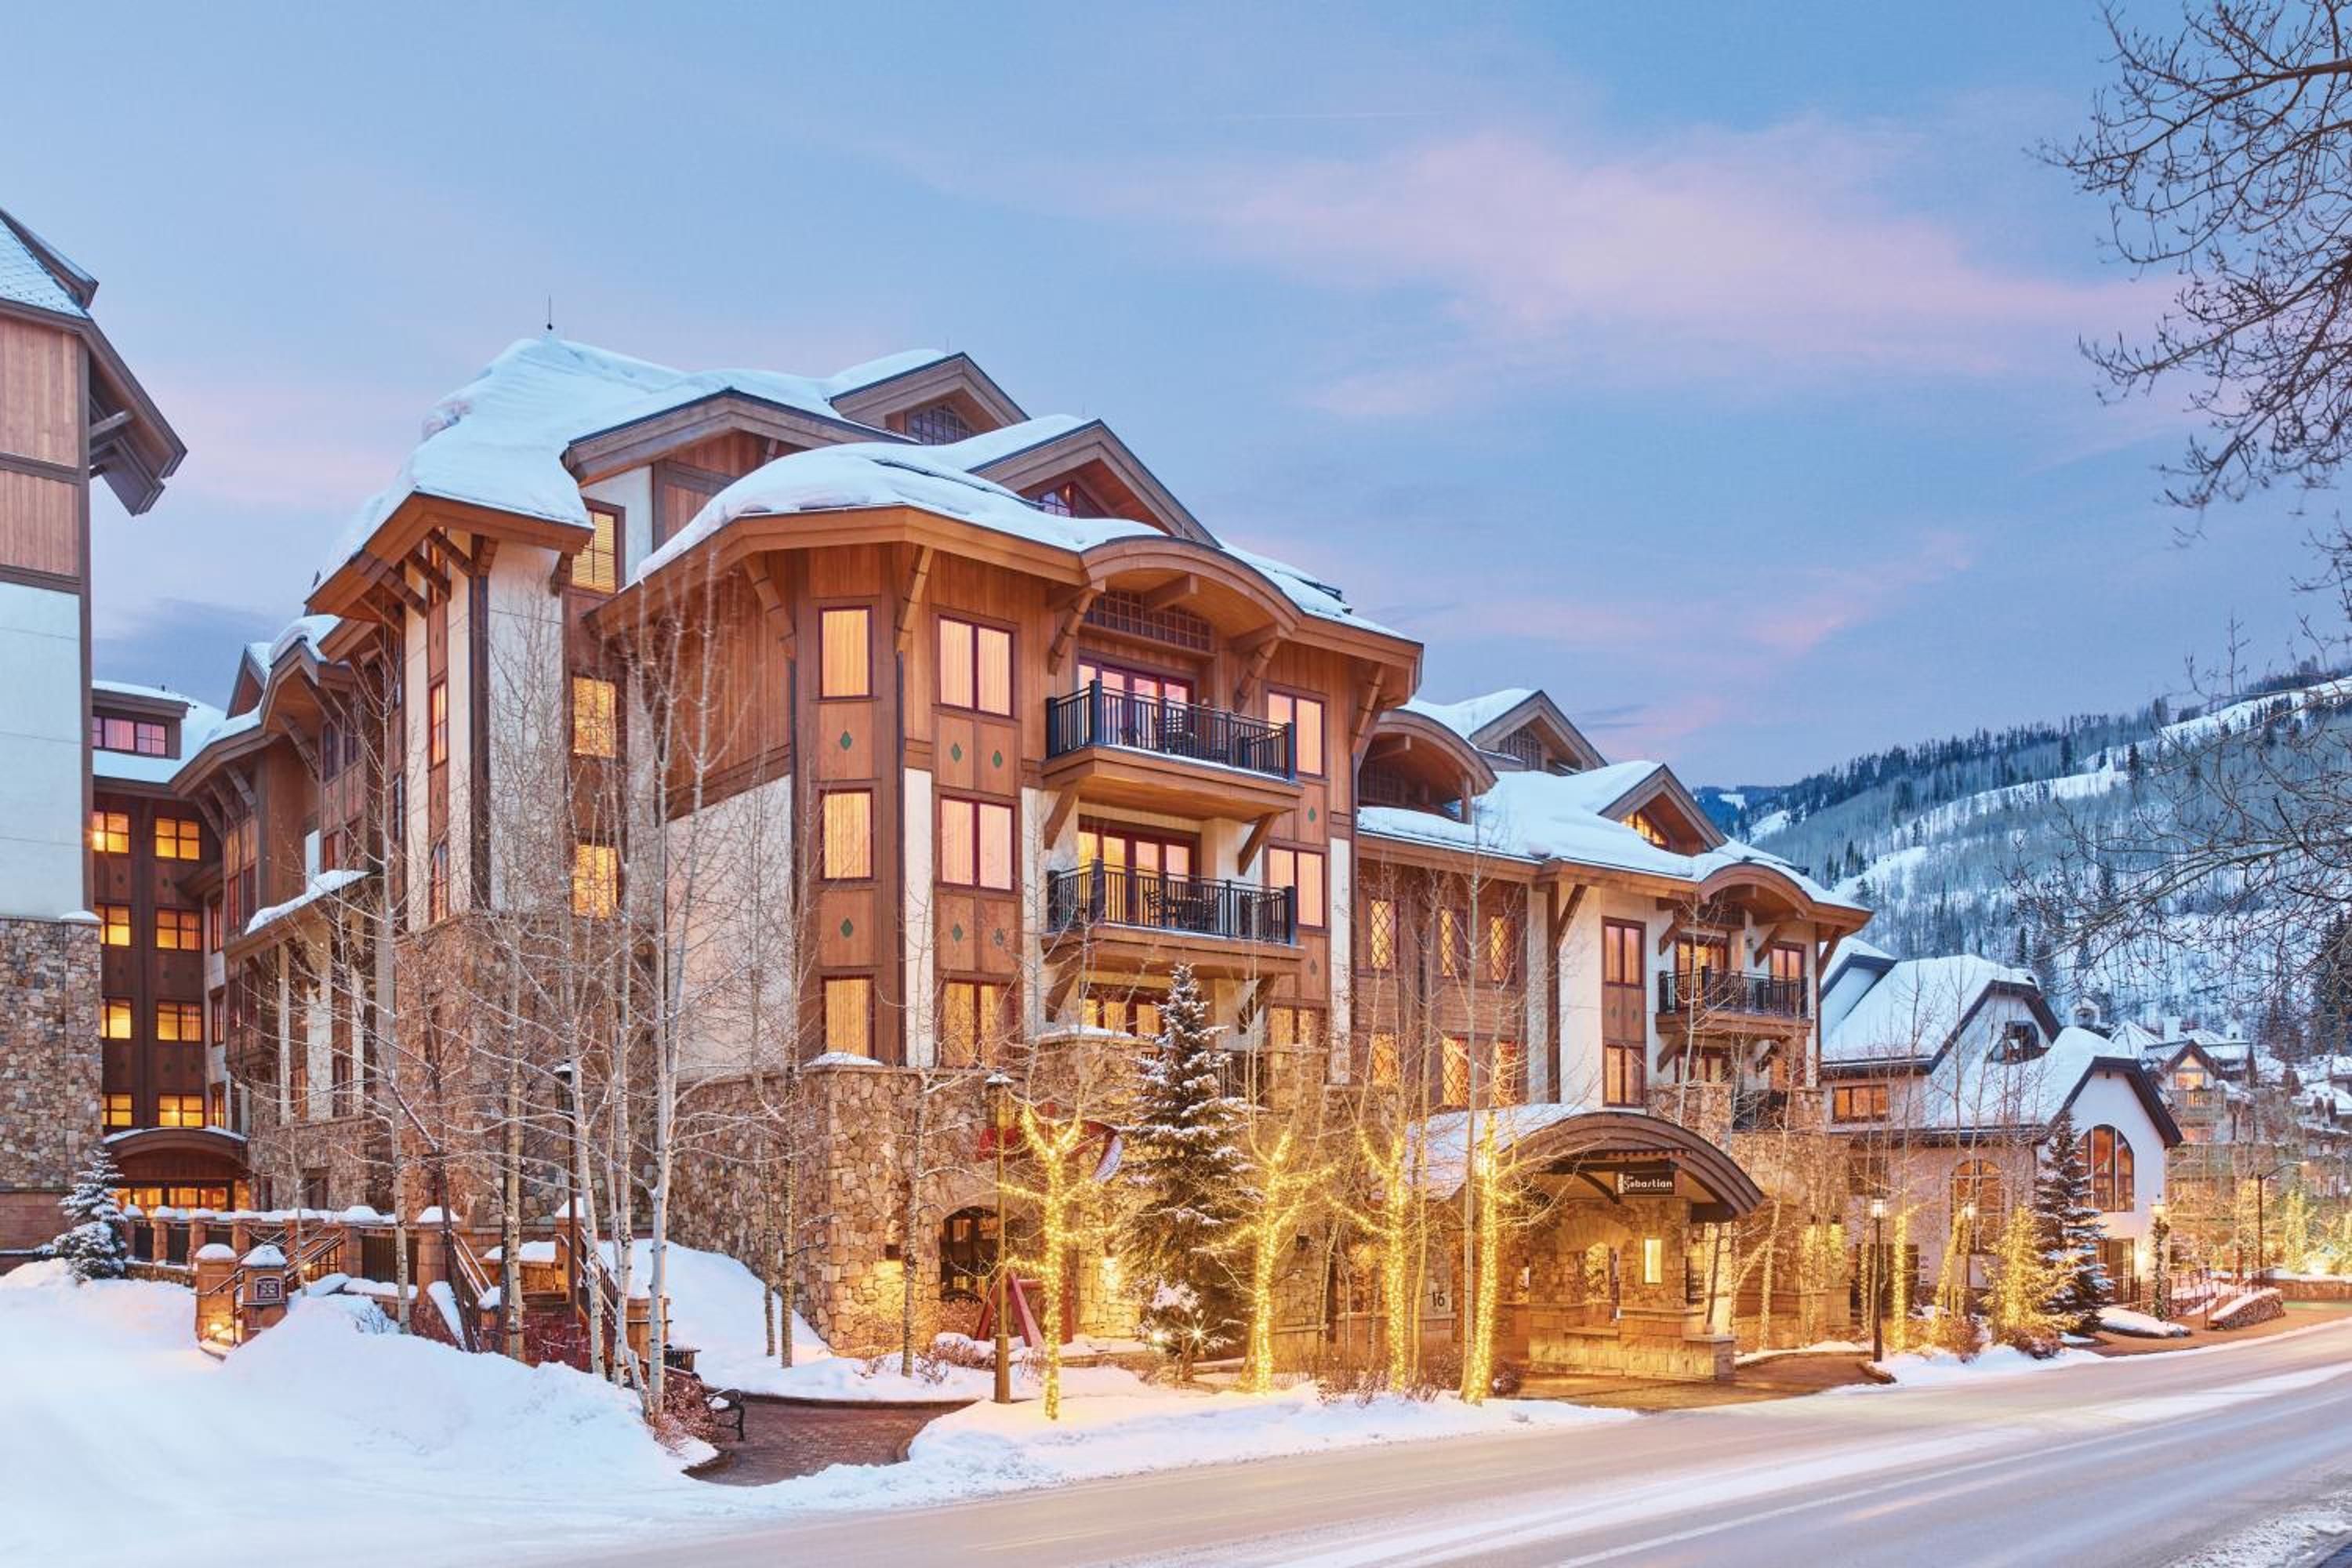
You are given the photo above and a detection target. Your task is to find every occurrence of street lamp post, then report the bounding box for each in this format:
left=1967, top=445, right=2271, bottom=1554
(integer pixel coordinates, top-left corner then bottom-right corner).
left=1868, top=1197, right=1888, bottom=1362
left=1960, top=1201, right=1978, bottom=1306
left=989, top=1073, right=1014, bottom=1406
left=2251, top=1163, right=2289, bottom=1285
left=553, top=1060, right=580, bottom=1322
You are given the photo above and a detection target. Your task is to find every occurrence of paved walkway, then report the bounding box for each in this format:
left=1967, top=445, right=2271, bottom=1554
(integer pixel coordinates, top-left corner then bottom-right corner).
left=698, top=1395, right=973, bottom=1486
left=1519, top=1350, right=1875, bottom=1410
left=2088, top=1297, right=2352, bottom=1356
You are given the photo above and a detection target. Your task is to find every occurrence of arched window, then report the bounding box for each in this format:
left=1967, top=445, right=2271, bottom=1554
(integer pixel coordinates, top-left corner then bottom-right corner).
left=2087, top=1125, right=2135, bottom=1212
left=1951, top=1160, right=2005, bottom=1238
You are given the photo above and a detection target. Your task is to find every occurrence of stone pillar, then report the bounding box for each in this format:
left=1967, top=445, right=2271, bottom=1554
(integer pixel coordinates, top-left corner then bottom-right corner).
left=0, top=916, right=100, bottom=1256
left=238, top=1244, right=291, bottom=1338
left=193, top=1243, right=238, bottom=1346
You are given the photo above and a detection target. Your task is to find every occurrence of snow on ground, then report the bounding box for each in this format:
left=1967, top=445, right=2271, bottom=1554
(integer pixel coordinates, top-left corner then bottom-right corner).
left=1854, top=1343, right=2100, bottom=1388
left=2100, top=1305, right=2192, bottom=1338
left=1735, top=1339, right=1864, bottom=1365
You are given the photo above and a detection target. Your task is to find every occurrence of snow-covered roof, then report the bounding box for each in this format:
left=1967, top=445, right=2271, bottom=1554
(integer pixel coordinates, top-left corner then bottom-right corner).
left=1357, top=768, right=1858, bottom=907
left=90, top=681, right=230, bottom=786
left=637, top=421, right=1401, bottom=637
left=241, top=868, right=369, bottom=939
left=0, top=209, right=85, bottom=317
left=1922, top=1025, right=2158, bottom=1136
left=1824, top=953, right=2041, bottom=1067
left=317, top=334, right=952, bottom=588
left=1406, top=689, right=1537, bottom=742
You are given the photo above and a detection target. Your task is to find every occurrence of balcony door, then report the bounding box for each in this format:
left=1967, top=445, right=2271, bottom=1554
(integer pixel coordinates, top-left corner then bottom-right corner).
left=1079, top=821, right=1197, bottom=880
left=1080, top=820, right=1202, bottom=931
left=1602, top=920, right=1646, bottom=1106
left=1077, top=658, right=1192, bottom=708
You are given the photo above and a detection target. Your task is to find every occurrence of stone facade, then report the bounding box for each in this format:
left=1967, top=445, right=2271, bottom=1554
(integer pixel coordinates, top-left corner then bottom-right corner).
left=0, top=916, right=100, bottom=1255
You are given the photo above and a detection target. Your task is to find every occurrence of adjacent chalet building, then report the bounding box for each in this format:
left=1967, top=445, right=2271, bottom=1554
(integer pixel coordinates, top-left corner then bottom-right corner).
left=1821, top=942, right=2181, bottom=1301
left=88, top=680, right=244, bottom=1210
left=0, top=207, right=183, bottom=1255
left=86, top=330, right=1871, bottom=1375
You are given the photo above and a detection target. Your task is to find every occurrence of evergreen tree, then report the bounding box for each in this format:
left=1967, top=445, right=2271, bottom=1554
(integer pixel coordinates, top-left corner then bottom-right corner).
left=1123, top=964, right=1247, bottom=1376
left=2032, top=1112, right=2110, bottom=1335
left=44, top=1145, right=130, bottom=1283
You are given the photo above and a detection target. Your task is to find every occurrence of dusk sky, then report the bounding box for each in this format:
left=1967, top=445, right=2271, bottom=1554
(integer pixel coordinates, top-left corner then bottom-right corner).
left=10, top=2, right=2327, bottom=781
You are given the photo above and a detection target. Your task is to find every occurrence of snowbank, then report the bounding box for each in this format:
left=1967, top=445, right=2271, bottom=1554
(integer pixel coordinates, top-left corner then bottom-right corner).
left=2100, top=1306, right=2190, bottom=1338
left=2211, top=1287, right=2285, bottom=1330
left=0, top=1266, right=703, bottom=1566
left=597, top=1239, right=832, bottom=1393
left=1857, top=1343, right=2100, bottom=1388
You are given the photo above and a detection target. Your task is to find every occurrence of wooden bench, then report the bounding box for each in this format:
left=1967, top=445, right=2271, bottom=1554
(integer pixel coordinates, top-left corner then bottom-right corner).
left=706, top=1387, right=747, bottom=1443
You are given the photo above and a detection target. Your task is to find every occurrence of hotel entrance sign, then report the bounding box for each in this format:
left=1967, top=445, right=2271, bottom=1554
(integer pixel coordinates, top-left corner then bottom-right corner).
left=1618, top=1167, right=1676, bottom=1197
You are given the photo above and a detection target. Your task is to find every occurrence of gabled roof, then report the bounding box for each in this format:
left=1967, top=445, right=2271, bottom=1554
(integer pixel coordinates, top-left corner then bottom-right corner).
left=0, top=207, right=89, bottom=316
left=90, top=681, right=229, bottom=788
left=825, top=350, right=1029, bottom=432
left=1823, top=952, right=2056, bottom=1070
left=1918, top=1029, right=2183, bottom=1145
left=960, top=416, right=1215, bottom=546
left=1406, top=688, right=1606, bottom=771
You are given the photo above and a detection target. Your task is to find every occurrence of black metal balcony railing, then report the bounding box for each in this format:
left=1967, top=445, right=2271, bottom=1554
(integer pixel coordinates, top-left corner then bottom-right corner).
left=1657, top=968, right=1810, bottom=1021
left=1047, top=864, right=1297, bottom=946
left=1045, top=684, right=1295, bottom=780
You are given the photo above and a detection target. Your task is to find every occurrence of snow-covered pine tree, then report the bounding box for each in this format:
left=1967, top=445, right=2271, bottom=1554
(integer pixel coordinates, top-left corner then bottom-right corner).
left=2033, top=1111, right=2110, bottom=1335
left=45, top=1145, right=130, bottom=1282
left=1123, top=964, right=1248, bottom=1377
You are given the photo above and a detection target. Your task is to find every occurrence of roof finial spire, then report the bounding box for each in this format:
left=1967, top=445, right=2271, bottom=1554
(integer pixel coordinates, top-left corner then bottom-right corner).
left=545, top=294, right=555, bottom=336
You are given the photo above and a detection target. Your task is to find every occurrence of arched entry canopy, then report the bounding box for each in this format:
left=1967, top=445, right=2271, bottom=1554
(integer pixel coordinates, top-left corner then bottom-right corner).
left=1430, top=1109, right=1764, bottom=1223
left=106, top=1127, right=250, bottom=1211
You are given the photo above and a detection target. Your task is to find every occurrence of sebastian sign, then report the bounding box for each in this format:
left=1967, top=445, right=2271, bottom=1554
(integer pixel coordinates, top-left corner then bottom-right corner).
left=1617, top=1166, right=1677, bottom=1198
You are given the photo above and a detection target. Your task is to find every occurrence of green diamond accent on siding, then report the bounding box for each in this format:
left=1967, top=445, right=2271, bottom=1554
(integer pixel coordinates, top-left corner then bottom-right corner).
left=1308, top=806, right=1319, bottom=823
left=991, top=750, right=1004, bottom=769
left=837, top=730, right=853, bottom=751
left=838, top=918, right=854, bottom=938
left=1309, top=959, right=1320, bottom=978
left=951, top=924, right=965, bottom=943
left=951, top=742, right=964, bottom=763
left=992, top=930, right=1007, bottom=947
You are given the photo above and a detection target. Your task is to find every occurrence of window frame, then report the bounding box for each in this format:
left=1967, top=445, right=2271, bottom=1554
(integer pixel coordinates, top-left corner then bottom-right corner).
left=936, top=613, right=1014, bottom=717
left=155, top=815, right=202, bottom=862
left=1363, top=897, right=1396, bottom=971
left=571, top=674, right=619, bottom=759
left=938, top=977, right=1012, bottom=1069
left=571, top=840, right=619, bottom=918
left=1831, top=1082, right=1891, bottom=1123
left=2087, top=1124, right=2136, bottom=1213
left=89, top=810, right=130, bottom=855
left=818, top=604, right=874, bottom=700
left=156, top=1001, right=202, bottom=1043
left=572, top=502, right=622, bottom=593
left=96, top=903, right=132, bottom=947
left=427, top=679, right=449, bottom=768
left=821, top=788, right=875, bottom=882
left=822, top=975, right=876, bottom=1059
left=1265, top=844, right=1328, bottom=930
left=937, top=793, right=1015, bottom=891
left=1266, top=688, right=1327, bottom=778
left=101, top=998, right=133, bottom=1040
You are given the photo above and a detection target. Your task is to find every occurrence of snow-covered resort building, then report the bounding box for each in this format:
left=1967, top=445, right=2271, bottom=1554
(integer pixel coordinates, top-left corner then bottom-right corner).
left=1820, top=942, right=2182, bottom=1301
left=0, top=209, right=183, bottom=1255
left=5, top=285, right=2235, bottom=1381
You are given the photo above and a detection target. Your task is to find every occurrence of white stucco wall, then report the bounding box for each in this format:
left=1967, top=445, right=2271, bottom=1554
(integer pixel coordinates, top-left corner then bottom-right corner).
left=0, top=580, right=86, bottom=919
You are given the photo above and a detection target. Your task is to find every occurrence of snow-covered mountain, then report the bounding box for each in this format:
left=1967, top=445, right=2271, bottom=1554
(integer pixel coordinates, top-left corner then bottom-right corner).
left=1704, top=670, right=2352, bottom=1029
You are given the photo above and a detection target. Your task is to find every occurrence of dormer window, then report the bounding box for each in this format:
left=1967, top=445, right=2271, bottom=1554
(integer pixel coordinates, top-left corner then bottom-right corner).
left=1033, top=480, right=1100, bottom=518
left=90, top=714, right=167, bottom=757
left=904, top=401, right=971, bottom=445
left=1994, top=1020, right=2042, bottom=1062
left=1628, top=811, right=1668, bottom=848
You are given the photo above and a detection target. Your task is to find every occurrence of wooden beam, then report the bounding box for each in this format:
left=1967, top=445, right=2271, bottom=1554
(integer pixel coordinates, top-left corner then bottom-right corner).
left=222, top=764, right=257, bottom=812
left=895, top=544, right=936, bottom=655
left=1551, top=880, right=1588, bottom=937
left=401, top=544, right=452, bottom=603
left=1047, top=586, right=1098, bottom=676
left=1229, top=631, right=1279, bottom=710
left=285, top=725, right=321, bottom=779
left=1236, top=812, right=1279, bottom=876
left=474, top=536, right=499, bottom=575
left=546, top=548, right=578, bottom=593
left=363, top=559, right=429, bottom=620
left=86, top=409, right=132, bottom=442
left=751, top=554, right=797, bottom=655
left=1348, top=668, right=1388, bottom=770
left=1041, top=786, right=1080, bottom=849
left=1140, top=573, right=1196, bottom=612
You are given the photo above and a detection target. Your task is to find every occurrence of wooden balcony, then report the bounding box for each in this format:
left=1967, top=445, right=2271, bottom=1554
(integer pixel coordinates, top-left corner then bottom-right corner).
left=1044, top=864, right=1300, bottom=978
left=1657, top=968, right=1809, bottom=1031
left=1042, top=686, right=1302, bottom=826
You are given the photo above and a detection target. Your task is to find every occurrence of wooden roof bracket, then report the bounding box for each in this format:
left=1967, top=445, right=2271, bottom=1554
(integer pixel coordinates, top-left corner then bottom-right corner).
left=1349, top=668, right=1390, bottom=771
left=1236, top=810, right=1281, bottom=876
left=1042, top=786, right=1080, bottom=849
left=1140, top=573, right=1196, bottom=612
left=747, top=553, right=797, bottom=655
left=1047, top=586, right=1099, bottom=676
left=363, top=559, right=430, bottom=620
left=895, top=544, right=936, bottom=655
left=1229, top=630, right=1279, bottom=710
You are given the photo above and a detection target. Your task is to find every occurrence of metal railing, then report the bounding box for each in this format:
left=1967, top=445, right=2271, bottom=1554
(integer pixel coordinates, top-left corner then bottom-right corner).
left=1046, top=864, right=1296, bottom=945
left=1045, top=683, right=1295, bottom=779
left=1657, top=968, right=1809, bottom=1020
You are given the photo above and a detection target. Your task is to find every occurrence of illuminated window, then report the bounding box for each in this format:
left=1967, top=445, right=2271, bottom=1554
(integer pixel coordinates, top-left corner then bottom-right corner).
left=1364, top=898, right=1396, bottom=971
left=824, top=976, right=874, bottom=1058
left=1605, top=1044, right=1645, bottom=1107
left=156, top=908, right=201, bottom=952
left=572, top=842, right=618, bottom=918
left=1083, top=993, right=1165, bottom=1040
left=1831, top=1083, right=1891, bottom=1122
left=1369, top=1031, right=1399, bottom=1088
left=1602, top=918, right=1646, bottom=1106
left=91, top=716, right=167, bottom=756
left=938, top=796, right=1014, bottom=890
left=101, top=999, right=132, bottom=1040
left=89, top=811, right=129, bottom=855
left=103, top=1094, right=132, bottom=1129
left=572, top=676, right=617, bottom=758
left=572, top=503, right=619, bottom=592
left=822, top=790, right=873, bottom=880
left=1267, top=691, right=1326, bottom=776
left=1951, top=1160, right=2006, bottom=1233
left=1265, top=845, right=1327, bottom=928
left=1442, top=1036, right=1471, bottom=1107
left=208, top=1083, right=227, bottom=1127
left=157, top=1002, right=202, bottom=1042
left=97, top=904, right=132, bottom=947
left=939, top=979, right=1009, bottom=1069
left=937, top=616, right=1013, bottom=716
left=428, top=680, right=449, bottom=768
left=157, top=1094, right=205, bottom=1129
left=1439, top=909, right=1464, bottom=978
left=2087, top=1125, right=2136, bottom=1212
left=1628, top=811, right=1668, bottom=848
left=1267, top=1006, right=1322, bottom=1057
left=1490, top=1040, right=1523, bottom=1105
left=428, top=840, right=448, bottom=922
left=155, top=816, right=202, bottom=861
left=1642, top=1236, right=1664, bottom=1286
left=1486, top=913, right=1513, bottom=983
left=904, top=401, right=971, bottom=445
left=819, top=607, right=872, bottom=699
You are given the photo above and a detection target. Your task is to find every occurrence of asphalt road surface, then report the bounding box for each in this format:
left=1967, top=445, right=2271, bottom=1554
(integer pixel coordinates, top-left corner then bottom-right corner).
left=569, top=1319, right=2352, bottom=1568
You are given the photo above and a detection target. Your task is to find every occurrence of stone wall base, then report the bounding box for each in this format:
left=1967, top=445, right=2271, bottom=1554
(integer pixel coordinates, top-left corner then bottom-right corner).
left=0, top=916, right=99, bottom=1216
